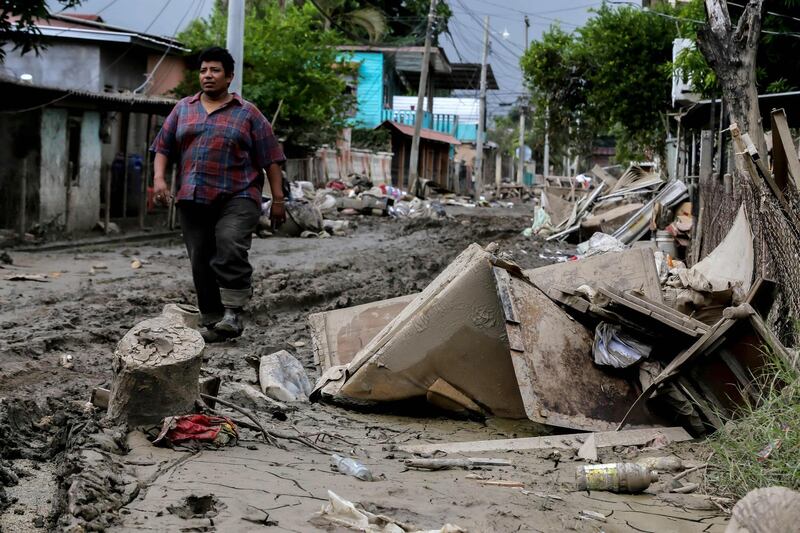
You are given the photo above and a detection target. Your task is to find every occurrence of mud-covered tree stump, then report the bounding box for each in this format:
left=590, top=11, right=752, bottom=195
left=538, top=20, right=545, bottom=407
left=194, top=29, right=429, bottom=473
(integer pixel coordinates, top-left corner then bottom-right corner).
left=107, top=316, right=205, bottom=425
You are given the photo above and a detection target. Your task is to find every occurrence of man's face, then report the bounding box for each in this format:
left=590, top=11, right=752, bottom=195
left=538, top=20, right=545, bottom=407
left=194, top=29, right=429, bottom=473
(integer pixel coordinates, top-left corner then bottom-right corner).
left=199, top=60, right=232, bottom=95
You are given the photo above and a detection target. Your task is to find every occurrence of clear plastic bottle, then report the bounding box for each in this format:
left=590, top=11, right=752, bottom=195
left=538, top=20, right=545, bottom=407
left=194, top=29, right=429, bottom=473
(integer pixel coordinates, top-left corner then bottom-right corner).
left=330, top=454, right=373, bottom=481
left=576, top=463, right=658, bottom=493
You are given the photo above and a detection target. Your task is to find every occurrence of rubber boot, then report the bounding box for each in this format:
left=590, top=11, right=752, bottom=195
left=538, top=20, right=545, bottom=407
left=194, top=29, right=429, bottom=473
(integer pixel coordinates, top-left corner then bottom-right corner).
left=214, top=307, right=244, bottom=339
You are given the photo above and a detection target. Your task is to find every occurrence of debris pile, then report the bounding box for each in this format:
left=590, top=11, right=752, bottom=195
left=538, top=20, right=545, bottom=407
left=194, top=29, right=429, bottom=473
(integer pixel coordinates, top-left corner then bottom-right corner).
left=308, top=202, right=793, bottom=437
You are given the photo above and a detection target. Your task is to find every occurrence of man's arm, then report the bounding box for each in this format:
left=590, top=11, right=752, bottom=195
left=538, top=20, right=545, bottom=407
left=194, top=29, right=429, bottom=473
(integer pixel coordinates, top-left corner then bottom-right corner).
left=153, top=153, right=170, bottom=202
left=266, top=162, right=286, bottom=227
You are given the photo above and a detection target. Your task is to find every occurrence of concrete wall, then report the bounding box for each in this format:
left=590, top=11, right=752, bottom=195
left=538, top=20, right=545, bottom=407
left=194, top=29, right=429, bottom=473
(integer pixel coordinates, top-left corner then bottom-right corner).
left=0, top=111, right=41, bottom=230
left=70, top=111, right=102, bottom=230
left=39, top=108, right=69, bottom=225
left=2, top=42, right=101, bottom=91
left=146, top=54, right=187, bottom=96
left=39, top=108, right=102, bottom=231
left=101, top=46, right=148, bottom=92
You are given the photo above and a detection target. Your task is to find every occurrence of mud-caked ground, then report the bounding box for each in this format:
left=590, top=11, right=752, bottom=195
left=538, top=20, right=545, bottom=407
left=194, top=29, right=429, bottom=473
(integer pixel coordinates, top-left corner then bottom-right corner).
left=0, top=208, right=725, bottom=532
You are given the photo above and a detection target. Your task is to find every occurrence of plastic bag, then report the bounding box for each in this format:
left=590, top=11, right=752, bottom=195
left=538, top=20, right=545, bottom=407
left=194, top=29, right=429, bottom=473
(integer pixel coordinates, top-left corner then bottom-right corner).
left=593, top=322, right=651, bottom=368
left=577, top=232, right=627, bottom=258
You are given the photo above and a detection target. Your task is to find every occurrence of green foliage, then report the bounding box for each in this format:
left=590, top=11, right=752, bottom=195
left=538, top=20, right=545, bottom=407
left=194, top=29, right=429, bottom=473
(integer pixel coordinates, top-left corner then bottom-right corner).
left=0, top=0, right=82, bottom=62
left=705, top=348, right=800, bottom=499
left=177, top=2, right=355, bottom=155
left=673, top=0, right=800, bottom=96
left=350, top=128, right=390, bottom=152
left=520, top=3, right=696, bottom=161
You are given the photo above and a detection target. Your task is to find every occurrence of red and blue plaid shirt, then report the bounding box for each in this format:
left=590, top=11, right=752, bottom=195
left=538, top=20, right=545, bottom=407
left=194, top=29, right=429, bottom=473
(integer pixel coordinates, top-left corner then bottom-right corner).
left=151, top=92, right=285, bottom=205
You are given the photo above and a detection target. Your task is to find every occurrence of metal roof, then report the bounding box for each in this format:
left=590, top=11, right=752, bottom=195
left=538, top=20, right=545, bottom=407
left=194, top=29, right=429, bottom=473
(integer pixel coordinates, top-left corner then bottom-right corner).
left=0, top=76, right=178, bottom=115
left=682, top=91, right=800, bottom=129
left=376, top=120, right=461, bottom=145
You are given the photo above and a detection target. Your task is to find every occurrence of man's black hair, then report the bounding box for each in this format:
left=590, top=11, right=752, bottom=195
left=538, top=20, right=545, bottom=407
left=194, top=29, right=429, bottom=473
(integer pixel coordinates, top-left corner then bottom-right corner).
left=198, top=46, right=235, bottom=76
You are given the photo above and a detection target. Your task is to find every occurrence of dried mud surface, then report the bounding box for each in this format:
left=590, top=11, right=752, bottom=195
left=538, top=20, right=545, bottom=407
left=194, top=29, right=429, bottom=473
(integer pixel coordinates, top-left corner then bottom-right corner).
left=0, top=209, right=724, bottom=532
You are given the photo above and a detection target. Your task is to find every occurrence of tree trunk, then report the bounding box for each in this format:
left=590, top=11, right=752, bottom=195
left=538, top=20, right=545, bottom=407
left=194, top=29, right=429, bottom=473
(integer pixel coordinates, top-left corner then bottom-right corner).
left=107, top=317, right=205, bottom=426
left=697, top=0, right=766, bottom=160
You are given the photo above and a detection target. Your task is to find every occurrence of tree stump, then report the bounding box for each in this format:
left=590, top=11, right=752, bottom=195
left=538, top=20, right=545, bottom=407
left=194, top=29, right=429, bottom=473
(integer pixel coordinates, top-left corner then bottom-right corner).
left=107, top=316, right=205, bottom=425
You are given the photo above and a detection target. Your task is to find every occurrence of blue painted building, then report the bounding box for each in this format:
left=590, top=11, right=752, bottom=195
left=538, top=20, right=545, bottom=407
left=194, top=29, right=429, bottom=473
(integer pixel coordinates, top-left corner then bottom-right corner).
left=337, top=45, right=498, bottom=143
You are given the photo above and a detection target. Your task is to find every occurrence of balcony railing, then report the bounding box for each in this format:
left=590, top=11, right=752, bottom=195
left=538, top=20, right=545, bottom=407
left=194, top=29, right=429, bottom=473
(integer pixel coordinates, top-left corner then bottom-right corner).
left=381, top=109, right=459, bottom=137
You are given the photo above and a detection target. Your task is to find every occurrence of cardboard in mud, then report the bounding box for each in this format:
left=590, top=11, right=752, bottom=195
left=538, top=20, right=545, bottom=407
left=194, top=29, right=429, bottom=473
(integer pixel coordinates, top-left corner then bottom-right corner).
left=316, top=244, right=664, bottom=431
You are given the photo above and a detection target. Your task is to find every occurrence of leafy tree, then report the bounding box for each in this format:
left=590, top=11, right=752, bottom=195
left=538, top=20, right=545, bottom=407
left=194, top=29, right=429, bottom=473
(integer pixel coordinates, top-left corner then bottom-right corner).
left=675, top=0, right=800, bottom=96
left=521, top=3, right=682, bottom=162
left=0, top=0, right=82, bottom=62
left=177, top=2, right=355, bottom=155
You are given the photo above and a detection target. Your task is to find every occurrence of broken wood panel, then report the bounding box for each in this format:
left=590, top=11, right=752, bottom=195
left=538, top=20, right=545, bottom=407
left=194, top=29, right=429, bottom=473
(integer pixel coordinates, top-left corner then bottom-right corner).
left=597, top=287, right=706, bottom=337
left=397, top=427, right=691, bottom=455
left=339, top=245, right=528, bottom=418
left=525, top=248, right=662, bottom=302
left=770, top=108, right=800, bottom=190
left=308, top=294, right=418, bottom=370
left=591, top=164, right=619, bottom=190
left=504, top=273, right=665, bottom=432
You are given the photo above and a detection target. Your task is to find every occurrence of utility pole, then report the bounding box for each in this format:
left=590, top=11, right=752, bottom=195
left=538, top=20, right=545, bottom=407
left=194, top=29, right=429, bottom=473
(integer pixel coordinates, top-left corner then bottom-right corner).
left=543, top=105, right=550, bottom=177
left=516, top=16, right=530, bottom=186
left=474, top=15, right=489, bottom=202
left=408, top=0, right=438, bottom=195
left=226, top=0, right=245, bottom=95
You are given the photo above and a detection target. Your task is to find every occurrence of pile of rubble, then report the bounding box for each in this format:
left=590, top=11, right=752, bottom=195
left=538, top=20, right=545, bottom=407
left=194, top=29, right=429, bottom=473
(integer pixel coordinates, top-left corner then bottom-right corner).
left=308, top=205, right=794, bottom=437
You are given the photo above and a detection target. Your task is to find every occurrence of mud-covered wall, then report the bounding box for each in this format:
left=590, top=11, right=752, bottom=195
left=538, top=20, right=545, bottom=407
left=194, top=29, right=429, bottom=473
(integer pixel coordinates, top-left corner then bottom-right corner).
left=2, top=42, right=101, bottom=92
left=72, top=111, right=102, bottom=230
left=39, top=108, right=69, bottom=226
left=39, top=108, right=102, bottom=231
left=0, top=111, right=41, bottom=231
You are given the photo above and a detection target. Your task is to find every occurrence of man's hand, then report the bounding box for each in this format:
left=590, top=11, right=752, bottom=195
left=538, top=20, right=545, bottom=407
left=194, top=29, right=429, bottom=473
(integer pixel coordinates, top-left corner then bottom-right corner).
left=153, top=175, right=172, bottom=206
left=271, top=198, right=287, bottom=229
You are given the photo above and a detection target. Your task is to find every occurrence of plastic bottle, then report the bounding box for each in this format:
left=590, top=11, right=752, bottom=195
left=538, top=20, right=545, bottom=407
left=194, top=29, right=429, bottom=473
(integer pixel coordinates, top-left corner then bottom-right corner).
left=330, top=454, right=373, bottom=481
left=576, top=463, right=658, bottom=493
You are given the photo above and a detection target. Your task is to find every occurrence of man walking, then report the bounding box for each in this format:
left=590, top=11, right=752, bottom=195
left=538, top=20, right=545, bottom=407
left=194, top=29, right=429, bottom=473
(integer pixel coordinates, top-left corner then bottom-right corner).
left=151, top=46, right=285, bottom=341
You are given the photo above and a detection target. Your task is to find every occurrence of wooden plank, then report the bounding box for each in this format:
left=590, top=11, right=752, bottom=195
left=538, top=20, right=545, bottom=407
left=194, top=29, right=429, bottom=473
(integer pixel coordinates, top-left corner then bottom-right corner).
left=525, top=248, right=662, bottom=303
left=397, top=427, right=692, bottom=455
left=770, top=108, right=800, bottom=190
left=733, top=125, right=800, bottom=235
left=493, top=267, right=519, bottom=324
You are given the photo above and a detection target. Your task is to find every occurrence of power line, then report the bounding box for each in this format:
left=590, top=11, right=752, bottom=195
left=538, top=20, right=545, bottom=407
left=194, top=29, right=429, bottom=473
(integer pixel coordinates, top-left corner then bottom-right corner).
left=1, top=0, right=180, bottom=114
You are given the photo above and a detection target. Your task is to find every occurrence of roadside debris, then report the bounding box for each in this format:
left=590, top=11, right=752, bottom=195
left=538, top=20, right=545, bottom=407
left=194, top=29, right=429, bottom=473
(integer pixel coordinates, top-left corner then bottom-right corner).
left=725, top=487, right=800, bottom=533
left=330, top=454, right=374, bottom=481
left=3, top=273, right=49, bottom=282
left=153, top=414, right=238, bottom=448
left=312, top=490, right=464, bottom=532
left=576, top=463, right=658, bottom=493
left=403, top=458, right=512, bottom=471
left=258, top=349, right=312, bottom=402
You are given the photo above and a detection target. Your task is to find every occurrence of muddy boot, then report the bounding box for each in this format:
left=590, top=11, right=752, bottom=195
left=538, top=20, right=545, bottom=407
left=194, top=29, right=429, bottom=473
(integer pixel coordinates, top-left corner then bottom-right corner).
left=201, top=327, right=227, bottom=343
left=214, top=307, right=244, bottom=339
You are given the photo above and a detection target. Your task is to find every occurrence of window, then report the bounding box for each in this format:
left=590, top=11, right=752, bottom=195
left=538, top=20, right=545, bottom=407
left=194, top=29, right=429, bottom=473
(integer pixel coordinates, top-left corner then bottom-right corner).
left=66, top=111, right=82, bottom=186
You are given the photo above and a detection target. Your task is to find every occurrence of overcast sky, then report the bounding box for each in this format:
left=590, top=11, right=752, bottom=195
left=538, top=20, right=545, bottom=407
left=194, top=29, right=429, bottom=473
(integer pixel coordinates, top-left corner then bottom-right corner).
left=60, top=0, right=598, bottom=116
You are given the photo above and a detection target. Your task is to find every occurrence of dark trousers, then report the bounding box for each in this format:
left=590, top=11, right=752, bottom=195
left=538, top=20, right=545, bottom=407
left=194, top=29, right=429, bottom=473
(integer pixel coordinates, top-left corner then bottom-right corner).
left=178, top=197, right=260, bottom=325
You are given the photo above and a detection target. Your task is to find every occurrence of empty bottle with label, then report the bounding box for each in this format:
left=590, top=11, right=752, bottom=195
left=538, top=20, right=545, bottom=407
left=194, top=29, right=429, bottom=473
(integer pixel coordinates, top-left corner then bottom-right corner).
left=330, top=454, right=373, bottom=481
left=576, top=463, right=658, bottom=493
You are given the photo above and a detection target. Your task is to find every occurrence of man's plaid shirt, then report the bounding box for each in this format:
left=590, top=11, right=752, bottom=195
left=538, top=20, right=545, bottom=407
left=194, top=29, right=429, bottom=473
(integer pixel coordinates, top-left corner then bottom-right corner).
left=151, top=92, right=285, bottom=205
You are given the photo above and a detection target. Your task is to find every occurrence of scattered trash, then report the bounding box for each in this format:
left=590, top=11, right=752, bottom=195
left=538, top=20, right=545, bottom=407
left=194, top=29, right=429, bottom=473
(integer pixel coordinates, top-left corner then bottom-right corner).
left=575, top=232, right=627, bottom=257
left=403, top=458, right=512, bottom=471
left=0, top=251, right=12, bottom=265
left=576, top=463, right=658, bottom=493
left=476, top=480, right=525, bottom=488
left=312, top=490, right=464, bottom=532
left=636, top=456, right=684, bottom=472
left=92, top=263, right=108, bottom=270
left=578, top=510, right=608, bottom=523
left=153, top=414, right=238, bottom=447
left=131, top=259, right=142, bottom=269
left=330, top=454, right=373, bottom=481
left=592, top=322, right=652, bottom=368
left=59, top=353, right=74, bottom=369
left=4, top=273, right=49, bottom=282
left=258, top=350, right=312, bottom=402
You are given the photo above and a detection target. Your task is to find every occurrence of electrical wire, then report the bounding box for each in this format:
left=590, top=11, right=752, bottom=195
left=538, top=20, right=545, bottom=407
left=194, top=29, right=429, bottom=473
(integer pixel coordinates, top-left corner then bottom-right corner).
left=1, top=0, right=180, bottom=114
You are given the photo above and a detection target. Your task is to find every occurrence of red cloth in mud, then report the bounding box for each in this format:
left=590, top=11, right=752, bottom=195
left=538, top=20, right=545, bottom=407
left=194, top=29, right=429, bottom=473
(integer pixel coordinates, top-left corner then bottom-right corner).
left=154, top=414, right=238, bottom=446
